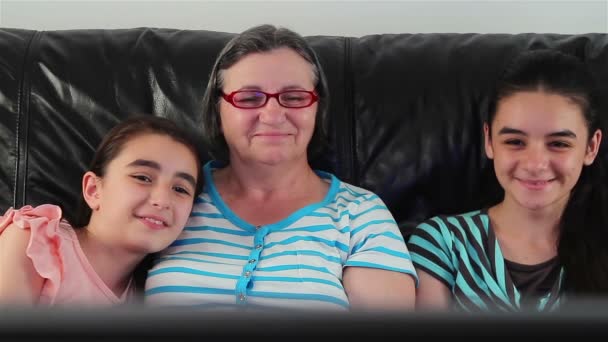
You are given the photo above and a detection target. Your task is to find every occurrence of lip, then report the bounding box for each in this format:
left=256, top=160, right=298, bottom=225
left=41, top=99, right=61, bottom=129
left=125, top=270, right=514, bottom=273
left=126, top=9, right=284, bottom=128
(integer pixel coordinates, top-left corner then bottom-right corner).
left=136, top=214, right=168, bottom=230
left=252, top=132, right=293, bottom=142
left=254, top=132, right=291, bottom=137
left=517, top=178, right=554, bottom=191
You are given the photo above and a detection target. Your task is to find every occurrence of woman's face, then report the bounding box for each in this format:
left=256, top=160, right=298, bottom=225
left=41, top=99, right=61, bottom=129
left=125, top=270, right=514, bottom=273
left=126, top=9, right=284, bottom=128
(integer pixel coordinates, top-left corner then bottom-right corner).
left=218, top=47, right=318, bottom=166
left=484, top=91, right=602, bottom=212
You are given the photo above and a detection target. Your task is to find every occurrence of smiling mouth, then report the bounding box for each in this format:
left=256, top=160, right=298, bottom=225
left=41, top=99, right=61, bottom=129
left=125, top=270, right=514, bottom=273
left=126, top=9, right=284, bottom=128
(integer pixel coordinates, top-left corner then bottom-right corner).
left=255, top=133, right=291, bottom=137
left=517, top=178, right=554, bottom=190
left=136, top=215, right=168, bottom=228
left=252, top=134, right=293, bottom=143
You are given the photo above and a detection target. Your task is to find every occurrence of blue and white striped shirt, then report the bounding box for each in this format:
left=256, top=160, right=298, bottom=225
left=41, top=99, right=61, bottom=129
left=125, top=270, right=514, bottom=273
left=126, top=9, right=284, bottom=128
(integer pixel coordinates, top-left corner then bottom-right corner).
left=144, top=161, right=417, bottom=311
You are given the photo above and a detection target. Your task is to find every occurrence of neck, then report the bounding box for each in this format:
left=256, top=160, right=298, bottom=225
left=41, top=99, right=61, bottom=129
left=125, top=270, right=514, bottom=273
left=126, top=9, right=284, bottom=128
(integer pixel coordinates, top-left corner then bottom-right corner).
left=75, top=225, right=143, bottom=297
left=489, top=200, right=563, bottom=243
left=218, top=159, right=320, bottom=200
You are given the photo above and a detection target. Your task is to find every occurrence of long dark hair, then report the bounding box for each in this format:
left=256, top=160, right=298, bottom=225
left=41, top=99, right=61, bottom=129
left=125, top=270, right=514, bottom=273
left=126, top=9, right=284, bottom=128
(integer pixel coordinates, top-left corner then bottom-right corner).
left=200, top=24, right=330, bottom=163
left=487, top=49, right=608, bottom=295
left=71, top=115, right=205, bottom=293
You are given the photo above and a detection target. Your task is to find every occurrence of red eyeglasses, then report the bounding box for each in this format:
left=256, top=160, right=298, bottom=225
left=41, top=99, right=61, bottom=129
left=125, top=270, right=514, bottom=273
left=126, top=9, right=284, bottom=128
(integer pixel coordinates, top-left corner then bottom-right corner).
left=221, top=90, right=318, bottom=109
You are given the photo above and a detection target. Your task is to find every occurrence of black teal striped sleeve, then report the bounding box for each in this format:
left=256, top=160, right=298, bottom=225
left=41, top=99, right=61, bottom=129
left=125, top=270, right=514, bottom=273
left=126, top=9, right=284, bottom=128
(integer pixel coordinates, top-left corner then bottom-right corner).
left=407, top=215, right=458, bottom=289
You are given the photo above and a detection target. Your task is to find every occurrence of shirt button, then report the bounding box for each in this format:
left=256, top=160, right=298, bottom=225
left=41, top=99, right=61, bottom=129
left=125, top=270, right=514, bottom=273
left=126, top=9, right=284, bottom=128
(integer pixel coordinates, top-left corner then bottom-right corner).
left=239, top=294, right=246, bottom=301
left=255, top=225, right=261, bottom=230
left=249, top=259, right=256, bottom=263
left=255, top=244, right=263, bottom=250
left=244, top=271, right=251, bottom=277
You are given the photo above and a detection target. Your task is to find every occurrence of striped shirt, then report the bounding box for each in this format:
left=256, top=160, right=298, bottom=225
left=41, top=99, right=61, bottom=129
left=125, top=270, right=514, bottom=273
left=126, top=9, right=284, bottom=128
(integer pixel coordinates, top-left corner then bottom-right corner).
left=408, top=209, right=563, bottom=312
left=144, top=161, right=417, bottom=311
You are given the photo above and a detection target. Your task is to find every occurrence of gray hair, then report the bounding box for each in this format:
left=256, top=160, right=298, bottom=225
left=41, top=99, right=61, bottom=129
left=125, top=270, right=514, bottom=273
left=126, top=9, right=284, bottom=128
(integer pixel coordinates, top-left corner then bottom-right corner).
left=200, top=24, right=330, bottom=162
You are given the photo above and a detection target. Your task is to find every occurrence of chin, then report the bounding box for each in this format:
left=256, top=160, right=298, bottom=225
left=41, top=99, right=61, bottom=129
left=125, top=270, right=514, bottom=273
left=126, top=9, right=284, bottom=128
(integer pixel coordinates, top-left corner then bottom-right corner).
left=128, top=239, right=172, bottom=255
left=521, top=203, right=549, bottom=211
left=513, top=189, right=570, bottom=211
left=127, top=245, right=155, bottom=255
left=516, top=198, right=561, bottom=211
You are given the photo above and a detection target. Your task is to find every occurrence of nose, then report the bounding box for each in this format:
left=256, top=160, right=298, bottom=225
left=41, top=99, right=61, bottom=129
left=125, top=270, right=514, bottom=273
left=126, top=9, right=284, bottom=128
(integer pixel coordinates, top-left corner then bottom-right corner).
left=522, top=144, right=549, bottom=173
left=258, top=97, right=286, bottom=125
left=150, top=185, right=171, bottom=210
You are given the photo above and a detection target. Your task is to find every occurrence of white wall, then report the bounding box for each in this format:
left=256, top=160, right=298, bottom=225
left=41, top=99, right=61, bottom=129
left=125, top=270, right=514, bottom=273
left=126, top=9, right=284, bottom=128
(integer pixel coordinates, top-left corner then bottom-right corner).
left=0, top=0, right=606, bottom=36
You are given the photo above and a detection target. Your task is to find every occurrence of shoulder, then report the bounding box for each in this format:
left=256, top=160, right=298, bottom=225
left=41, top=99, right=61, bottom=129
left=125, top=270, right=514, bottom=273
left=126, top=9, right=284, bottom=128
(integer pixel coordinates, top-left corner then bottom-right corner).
left=317, top=175, right=396, bottom=226
left=323, top=173, right=385, bottom=207
left=413, top=209, right=487, bottom=239
left=0, top=203, right=75, bottom=249
left=0, top=205, right=70, bottom=300
left=1, top=204, right=64, bottom=233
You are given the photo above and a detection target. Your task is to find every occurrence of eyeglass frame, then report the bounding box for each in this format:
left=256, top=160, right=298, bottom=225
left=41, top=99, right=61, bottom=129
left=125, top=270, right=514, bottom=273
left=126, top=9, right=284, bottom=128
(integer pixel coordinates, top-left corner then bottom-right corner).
left=220, top=90, right=319, bottom=109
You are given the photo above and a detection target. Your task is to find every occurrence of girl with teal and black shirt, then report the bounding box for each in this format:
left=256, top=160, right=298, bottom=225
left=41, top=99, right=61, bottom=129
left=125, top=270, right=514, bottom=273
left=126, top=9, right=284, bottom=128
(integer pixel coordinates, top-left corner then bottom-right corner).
left=409, top=49, right=608, bottom=312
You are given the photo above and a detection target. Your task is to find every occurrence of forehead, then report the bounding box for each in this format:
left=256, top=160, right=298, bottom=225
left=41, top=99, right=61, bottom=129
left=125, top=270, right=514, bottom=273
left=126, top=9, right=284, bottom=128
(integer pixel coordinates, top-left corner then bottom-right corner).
left=221, top=47, right=315, bottom=89
left=112, top=133, right=197, bottom=167
left=493, top=91, right=588, bottom=133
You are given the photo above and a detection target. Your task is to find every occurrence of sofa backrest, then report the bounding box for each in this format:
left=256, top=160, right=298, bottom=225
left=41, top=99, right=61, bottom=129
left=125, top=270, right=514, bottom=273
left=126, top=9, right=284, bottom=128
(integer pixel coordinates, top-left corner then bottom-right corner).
left=1, top=28, right=607, bottom=237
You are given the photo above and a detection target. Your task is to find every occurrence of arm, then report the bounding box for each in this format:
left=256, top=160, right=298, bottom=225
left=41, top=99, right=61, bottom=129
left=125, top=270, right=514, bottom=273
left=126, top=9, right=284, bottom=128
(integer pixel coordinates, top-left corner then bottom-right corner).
left=0, top=223, right=44, bottom=304
left=343, top=266, right=415, bottom=311
left=341, top=189, right=418, bottom=312
left=408, top=216, right=459, bottom=312
left=415, top=269, right=451, bottom=310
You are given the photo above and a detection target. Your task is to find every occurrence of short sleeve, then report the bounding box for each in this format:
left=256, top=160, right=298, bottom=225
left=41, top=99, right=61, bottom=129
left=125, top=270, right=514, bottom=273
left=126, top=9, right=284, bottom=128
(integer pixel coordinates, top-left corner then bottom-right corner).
left=0, top=204, right=65, bottom=299
left=407, top=216, right=457, bottom=288
left=344, top=191, right=418, bottom=286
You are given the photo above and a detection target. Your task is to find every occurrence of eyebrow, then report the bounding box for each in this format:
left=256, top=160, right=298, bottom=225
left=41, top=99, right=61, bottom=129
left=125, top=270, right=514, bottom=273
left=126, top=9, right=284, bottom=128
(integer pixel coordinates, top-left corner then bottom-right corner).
left=497, top=127, right=577, bottom=139
left=127, top=159, right=197, bottom=189
left=238, top=85, right=307, bottom=92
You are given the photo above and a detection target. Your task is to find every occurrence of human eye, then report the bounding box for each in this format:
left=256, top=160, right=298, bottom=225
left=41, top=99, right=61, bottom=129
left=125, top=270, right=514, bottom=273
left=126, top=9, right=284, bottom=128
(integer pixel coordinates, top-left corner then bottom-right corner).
left=548, top=140, right=572, bottom=149
left=233, top=91, right=265, bottom=107
left=503, top=138, right=525, bottom=147
left=280, top=91, right=309, bottom=106
left=173, top=183, right=193, bottom=197
left=131, top=174, right=152, bottom=183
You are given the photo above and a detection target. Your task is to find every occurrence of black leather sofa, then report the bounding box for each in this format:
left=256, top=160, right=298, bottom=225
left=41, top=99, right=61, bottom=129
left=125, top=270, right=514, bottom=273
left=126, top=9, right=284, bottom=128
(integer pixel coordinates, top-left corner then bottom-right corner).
left=2, top=28, right=608, bottom=237
left=2, top=27, right=608, bottom=337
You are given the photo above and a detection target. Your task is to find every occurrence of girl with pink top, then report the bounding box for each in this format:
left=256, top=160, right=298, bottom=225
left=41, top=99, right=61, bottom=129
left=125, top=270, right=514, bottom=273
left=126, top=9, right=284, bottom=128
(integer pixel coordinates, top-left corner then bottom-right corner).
left=0, top=116, right=203, bottom=306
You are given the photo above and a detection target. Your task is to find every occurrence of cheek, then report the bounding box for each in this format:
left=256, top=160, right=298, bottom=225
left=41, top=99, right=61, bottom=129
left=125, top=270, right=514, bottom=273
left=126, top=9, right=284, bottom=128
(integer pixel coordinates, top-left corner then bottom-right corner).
left=293, top=110, right=317, bottom=130
left=219, top=105, right=237, bottom=127
left=175, top=201, right=194, bottom=225
left=558, top=156, right=585, bottom=178
left=220, top=109, right=255, bottom=132
left=492, top=152, right=516, bottom=173
left=103, top=183, right=133, bottom=204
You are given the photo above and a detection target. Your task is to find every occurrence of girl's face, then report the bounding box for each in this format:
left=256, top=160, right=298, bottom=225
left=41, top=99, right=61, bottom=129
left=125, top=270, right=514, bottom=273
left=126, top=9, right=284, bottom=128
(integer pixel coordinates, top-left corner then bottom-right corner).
left=218, top=47, right=318, bottom=166
left=485, top=91, right=602, bottom=212
left=84, top=133, right=199, bottom=255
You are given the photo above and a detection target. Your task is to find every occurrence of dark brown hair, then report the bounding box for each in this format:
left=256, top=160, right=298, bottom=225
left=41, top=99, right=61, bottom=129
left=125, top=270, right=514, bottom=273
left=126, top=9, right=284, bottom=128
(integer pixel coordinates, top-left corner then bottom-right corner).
left=487, top=49, right=608, bottom=295
left=71, top=115, right=205, bottom=294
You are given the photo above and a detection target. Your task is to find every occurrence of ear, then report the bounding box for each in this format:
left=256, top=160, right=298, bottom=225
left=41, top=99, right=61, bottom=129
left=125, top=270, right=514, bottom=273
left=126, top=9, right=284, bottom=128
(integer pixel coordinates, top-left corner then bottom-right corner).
left=82, top=171, right=102, bottom=211
left=484, top=122, right=494, bottom=160
left=584, top=129, right=602, bottom=166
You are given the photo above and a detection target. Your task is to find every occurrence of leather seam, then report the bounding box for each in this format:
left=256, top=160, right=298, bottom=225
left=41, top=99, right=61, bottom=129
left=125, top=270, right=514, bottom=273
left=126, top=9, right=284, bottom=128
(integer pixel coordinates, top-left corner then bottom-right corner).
left=342, top=36, right=357, bottom=184
left=14, top=30, right=42, bottom=208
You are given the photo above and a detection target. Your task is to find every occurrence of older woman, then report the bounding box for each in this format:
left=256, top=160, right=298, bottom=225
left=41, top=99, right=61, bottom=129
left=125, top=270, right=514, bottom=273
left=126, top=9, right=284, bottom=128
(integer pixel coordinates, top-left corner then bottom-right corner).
left=145, top=24, right=417, bottom=312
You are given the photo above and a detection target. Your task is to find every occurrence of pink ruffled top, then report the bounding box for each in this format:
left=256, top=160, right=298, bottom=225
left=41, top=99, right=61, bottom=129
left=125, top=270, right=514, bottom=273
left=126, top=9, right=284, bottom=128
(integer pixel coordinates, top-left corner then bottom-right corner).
left=0, top=204, right=134, bottom=306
